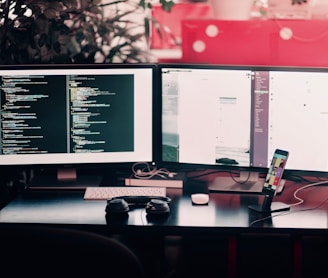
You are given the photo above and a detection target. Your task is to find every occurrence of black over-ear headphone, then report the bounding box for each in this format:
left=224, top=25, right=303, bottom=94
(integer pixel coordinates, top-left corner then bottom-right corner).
left=105, top=196, right=171, bottom=218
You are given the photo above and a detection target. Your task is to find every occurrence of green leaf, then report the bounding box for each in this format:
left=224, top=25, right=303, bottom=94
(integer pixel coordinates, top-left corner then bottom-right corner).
left=159, top=0, right=175, bottom=12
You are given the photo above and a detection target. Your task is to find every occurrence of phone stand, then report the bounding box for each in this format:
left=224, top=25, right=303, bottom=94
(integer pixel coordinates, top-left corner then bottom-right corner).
left=248, top=195, right=290, bottom=213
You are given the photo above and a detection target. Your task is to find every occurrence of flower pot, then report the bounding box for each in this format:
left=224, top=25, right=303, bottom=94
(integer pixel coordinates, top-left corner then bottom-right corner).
left=209, top=0, right=254, bottom=20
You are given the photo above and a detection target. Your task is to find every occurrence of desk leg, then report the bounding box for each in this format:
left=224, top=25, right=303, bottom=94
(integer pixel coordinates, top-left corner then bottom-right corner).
left=228, top=236, right=237, bottom=278
left=293, top=236, right=302, bottom=278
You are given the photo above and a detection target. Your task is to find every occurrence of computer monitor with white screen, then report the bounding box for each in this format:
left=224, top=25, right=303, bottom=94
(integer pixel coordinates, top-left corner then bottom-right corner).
left=0, top=64, right=156, bottom=188
left=158, top=64, right=328, bottom=193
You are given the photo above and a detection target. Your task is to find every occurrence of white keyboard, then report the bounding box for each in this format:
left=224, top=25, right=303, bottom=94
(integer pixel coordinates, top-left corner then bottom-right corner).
left=84, top=186, right=167, bottom=200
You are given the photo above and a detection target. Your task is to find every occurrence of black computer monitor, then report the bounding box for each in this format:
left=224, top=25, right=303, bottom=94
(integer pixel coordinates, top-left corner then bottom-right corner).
left=0, top=64, right=156, bottom=188
left=158, top=63, right=328, bottom=193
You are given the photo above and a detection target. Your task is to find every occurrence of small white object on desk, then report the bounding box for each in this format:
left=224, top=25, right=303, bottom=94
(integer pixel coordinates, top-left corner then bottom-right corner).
left=191, top=193, right=209, bottom=205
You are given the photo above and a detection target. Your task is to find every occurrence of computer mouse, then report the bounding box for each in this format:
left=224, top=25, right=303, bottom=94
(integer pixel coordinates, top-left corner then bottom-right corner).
left=191, top=193, right=209, bottom=205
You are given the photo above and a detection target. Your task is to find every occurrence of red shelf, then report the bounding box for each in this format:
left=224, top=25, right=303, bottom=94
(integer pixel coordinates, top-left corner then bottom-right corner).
left=181, top=19, right=328, bottom=67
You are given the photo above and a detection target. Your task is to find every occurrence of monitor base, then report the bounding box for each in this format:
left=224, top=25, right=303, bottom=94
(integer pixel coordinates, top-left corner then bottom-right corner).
left=28, top=168, right=102, bottom=189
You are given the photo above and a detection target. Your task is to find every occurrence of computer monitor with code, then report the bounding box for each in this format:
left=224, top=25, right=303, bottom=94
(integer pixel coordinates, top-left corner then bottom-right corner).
left=0, top=64, right=156, bottom=188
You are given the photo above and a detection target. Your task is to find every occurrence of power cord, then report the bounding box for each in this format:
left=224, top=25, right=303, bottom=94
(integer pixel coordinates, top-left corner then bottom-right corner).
left=131, top=162, right=177, bottom=180
left=288, top=180, right=328, bottom=207
left=249, top=179, right=328, bottom=226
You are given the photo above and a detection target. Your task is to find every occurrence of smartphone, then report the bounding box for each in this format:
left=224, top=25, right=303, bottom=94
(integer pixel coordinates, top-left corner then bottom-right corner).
left=262, top=149, right=289, bottom=196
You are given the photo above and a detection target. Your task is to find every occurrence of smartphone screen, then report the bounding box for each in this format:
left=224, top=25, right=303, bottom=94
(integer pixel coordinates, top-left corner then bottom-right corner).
left=262, top=149, right=289, bottom=196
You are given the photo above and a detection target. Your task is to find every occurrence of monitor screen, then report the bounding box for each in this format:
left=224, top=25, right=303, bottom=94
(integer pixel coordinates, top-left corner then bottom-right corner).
left=159, top=64, right=328, bottom=190
left=0, top=64, right=156, bottom=187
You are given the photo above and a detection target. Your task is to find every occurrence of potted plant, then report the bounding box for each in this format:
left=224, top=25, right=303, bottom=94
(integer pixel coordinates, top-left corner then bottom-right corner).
left=209, top=0, right=309, bottom=20
left=291, top=0, right=308, bottom=4
left=267, top=0, right=311, bottom=19
left=0, top=0, right=174, bottom=64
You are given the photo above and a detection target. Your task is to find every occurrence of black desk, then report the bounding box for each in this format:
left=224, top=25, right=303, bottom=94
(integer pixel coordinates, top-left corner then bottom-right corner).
left=0, top=185, right=327, bottom=231
left=1, top=183, right=328, bottom=278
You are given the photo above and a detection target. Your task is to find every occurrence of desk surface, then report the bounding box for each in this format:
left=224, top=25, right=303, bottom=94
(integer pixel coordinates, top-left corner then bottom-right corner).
left=1, top=180, right=328, bottom=235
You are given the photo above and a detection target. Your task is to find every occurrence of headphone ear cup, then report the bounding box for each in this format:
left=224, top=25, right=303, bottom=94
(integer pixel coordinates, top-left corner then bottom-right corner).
left=145, top=199, right=170, bottom=216
left=105, top=198, right=129, bottom=215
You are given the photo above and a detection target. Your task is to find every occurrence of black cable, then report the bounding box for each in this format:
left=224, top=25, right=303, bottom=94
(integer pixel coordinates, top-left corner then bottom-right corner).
left=230, top=171, right=251, bottom=184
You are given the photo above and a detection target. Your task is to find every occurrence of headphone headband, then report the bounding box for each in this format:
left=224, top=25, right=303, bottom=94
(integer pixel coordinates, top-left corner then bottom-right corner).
left=109, top=195, right=171, bottom=206
left=106, top=196, right=171, bottom=218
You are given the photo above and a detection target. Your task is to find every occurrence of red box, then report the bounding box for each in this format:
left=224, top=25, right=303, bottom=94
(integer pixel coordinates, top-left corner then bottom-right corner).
left=181, top=19, right=328, bottom=67
left=151, top=3, right=212, bottom=49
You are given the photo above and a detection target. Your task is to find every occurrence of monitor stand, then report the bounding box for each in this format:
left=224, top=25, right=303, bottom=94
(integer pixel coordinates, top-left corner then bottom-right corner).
left=208, top=171, right=285, bottom=194
left=248, top=195, right=290, bottom=213
left=28, top=167, right=102, bottom=189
